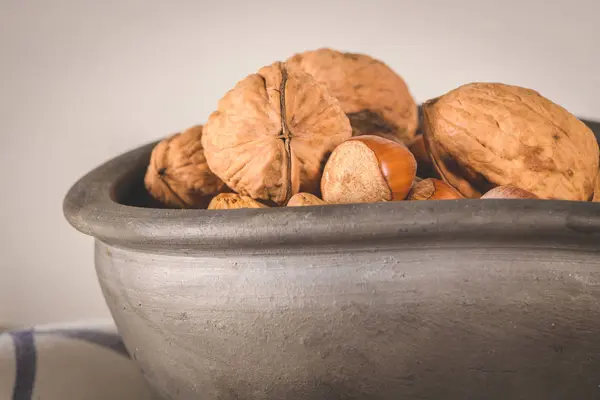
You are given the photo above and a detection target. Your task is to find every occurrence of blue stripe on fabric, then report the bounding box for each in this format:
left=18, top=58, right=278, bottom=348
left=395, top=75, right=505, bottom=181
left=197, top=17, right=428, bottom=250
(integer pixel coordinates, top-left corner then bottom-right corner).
left=35, top=329, right=129, bottom=358
left=9, top=330, right=36, bottom=400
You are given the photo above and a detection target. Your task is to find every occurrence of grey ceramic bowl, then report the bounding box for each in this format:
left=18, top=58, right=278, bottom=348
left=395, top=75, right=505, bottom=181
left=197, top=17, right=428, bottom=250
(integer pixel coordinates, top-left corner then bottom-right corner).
left=64, top=120, right=600, bottom=400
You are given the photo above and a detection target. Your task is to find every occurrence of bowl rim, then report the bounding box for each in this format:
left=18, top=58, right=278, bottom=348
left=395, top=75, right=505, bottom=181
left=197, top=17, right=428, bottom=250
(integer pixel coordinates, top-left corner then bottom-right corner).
left=63, top=134, right=600, bottom=251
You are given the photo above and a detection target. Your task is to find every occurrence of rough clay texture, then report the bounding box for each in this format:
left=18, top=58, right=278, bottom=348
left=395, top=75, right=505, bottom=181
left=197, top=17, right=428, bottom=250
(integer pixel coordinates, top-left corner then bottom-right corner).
left=287, top=192, right=326, bottom=207
left=207, top=193, right=268, bottom=210
left=144, top=125, right=226, bottom=208
left=94, top=240, right=600, bottom=400
left=321, top=140, right=391, bottom=204
left=423, top=83, right=599, bottom=201
left=202, top=61, right=352, bottom=206
left=287, top=48, right=418, bottom=145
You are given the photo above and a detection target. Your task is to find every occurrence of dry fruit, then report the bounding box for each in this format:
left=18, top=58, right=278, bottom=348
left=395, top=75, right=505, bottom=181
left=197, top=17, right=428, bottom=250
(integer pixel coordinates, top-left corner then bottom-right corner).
left=481, top=185, right=539, bottom=199
left=207, top=193, right=269, bottom=210
left=408, top=135, right=436, bottom=178
left=593, top=170, right=600, bottom=202
left=202, top=61, right=352, bottom=206
left=408, top=178, right=463, bottom=200
left=286, top=48, right=418, bottom=145
left=287, top=193, right=326, bottom=207
left=321, top=135, right=417, bottom=204
left=144, top=125, right=227, bottom=208
left=422, top=82, right=599, bottom=201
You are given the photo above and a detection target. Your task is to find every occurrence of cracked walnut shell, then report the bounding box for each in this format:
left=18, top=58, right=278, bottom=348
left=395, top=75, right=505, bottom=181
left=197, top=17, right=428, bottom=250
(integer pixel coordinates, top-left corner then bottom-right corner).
left=144, top=125, right=227, bottom=208
left=422, top=83, right=599, bottom=201
left=202, top=61, right=352, bottom=205
left=286, top=48, right=418, bottom=145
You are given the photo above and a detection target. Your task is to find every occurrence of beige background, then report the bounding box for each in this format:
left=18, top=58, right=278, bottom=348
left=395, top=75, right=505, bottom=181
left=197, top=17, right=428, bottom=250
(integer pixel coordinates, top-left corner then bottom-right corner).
left=1, top=0, right=599, bottom=327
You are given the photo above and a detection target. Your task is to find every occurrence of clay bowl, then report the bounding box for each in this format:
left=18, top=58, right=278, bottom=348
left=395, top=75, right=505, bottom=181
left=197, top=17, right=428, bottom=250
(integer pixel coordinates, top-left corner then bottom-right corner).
left=64, top=121, right=600, bottom=400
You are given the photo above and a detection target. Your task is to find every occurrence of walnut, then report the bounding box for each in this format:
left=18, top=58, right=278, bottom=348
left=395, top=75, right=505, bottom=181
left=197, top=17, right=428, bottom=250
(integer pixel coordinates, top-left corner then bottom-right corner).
left=422, top=83, right=600, bottom=201
left=144, top=125, right=227, bottom=208
left=287, top=192, right=326, bottom=207
left=207, top=193, right=269, bottom=210
left=202, top=61, right=352, bottom=206
left=286, top=48, right=418, bottom=145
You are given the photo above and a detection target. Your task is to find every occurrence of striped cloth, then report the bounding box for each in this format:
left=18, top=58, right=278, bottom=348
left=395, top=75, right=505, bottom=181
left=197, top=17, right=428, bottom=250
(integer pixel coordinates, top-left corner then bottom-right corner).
left=0, top=320, right=154, bottom=400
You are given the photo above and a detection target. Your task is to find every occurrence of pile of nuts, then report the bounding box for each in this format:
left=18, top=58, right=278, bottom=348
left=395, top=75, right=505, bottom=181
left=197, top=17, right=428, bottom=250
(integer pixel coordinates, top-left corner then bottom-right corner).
left=144, top=48, right=600, bottom=210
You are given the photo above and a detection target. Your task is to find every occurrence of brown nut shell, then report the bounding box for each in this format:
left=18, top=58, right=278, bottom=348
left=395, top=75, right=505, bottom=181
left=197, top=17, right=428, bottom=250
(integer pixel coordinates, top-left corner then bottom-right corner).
left=422, top=82, right=599, bottom=201
left=408, top=135, right=436, bottom=179
left=481, top=185, right=539, bottom=199
left=592, top=170, right=600, bottom=202
left=408, top=178, right=463, bottom=201
left=287, top=193, right=326, bottom=207
left=202, top=61, right=352, bottom=206
left=321, top=135, right=417, bottom=204
left=144, top=125, right=227, bottom=208
left=287, top=48, right=418, bottom=145
left=207, top=193, right=269, bottom=210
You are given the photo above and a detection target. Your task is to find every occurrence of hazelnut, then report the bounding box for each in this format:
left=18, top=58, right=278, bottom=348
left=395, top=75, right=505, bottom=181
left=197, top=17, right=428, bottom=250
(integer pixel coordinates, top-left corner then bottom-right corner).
left=207, top=193, right=269, bottom=210
left=286, top=48, right=418, bottom=145
left=202, top=61, right=351, bottom=206
left=321, top=135, right=417, bottom=204
left=408, top=178, right=463, bottom=200
left=480, top=185, right=539, bottom=199
left=144, top=125, right=227, bottom=208
left=592, top=170, right=600, bottom=202
left=287, top=192, right=326, bottom=207
left=422, top=82, right=599, bottom=201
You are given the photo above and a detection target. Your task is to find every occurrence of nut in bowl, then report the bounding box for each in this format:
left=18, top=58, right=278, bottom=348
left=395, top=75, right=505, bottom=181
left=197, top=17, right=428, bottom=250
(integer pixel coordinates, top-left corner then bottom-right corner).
left=63, top=47, right=600, bottom=400
left=320, top=135, right=417, bottom=204
left=286, top=48, right=419, bottom=145
left=286, top=192, right=327, bottom=207
left=143, top=80, right=600, bottom=209
left=480, top=185, right=539, bottom=200
left=201, top=60, right=352, bottom=206
left=207, top=193, right=270, bottom=210
left=421, top=82, right=599, bottom=201
left=144, top=125, right=228, bottom=209
left=408, top=178, right=463, bottom=201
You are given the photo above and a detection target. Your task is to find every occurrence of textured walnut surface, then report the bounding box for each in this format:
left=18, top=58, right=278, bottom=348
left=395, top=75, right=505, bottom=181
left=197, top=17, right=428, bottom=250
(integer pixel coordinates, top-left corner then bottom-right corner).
left=202, top=61, right=351, bottom=205
left=287, top=48, right=417, bottom=144
left=423, top=83, right=599, bottom=201
left=144, top=125, right=226, bottom=208
left=286, top=192, right=326, bottom=207
left=207, top=193, right=268, bottom=210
